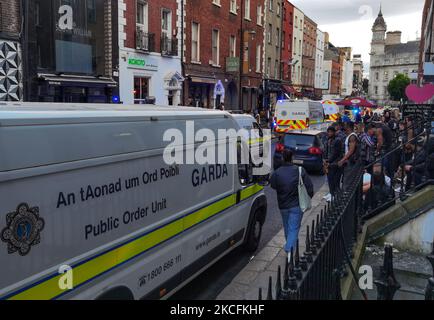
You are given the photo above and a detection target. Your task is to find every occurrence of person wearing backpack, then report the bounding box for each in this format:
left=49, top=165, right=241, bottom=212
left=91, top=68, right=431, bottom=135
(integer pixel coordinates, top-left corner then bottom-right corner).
left=338, top=122, right=362, bottom=191
left=271, top=149, right=314, bottom=257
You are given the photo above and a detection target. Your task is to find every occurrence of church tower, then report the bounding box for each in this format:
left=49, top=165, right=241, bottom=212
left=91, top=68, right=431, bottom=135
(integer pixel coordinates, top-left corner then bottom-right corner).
left=371, top=6, right=387, bottom=55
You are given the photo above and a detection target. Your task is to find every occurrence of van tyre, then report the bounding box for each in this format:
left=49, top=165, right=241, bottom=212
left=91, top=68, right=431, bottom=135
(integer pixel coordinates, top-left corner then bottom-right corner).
left=244, top=210, right=263, bottom=253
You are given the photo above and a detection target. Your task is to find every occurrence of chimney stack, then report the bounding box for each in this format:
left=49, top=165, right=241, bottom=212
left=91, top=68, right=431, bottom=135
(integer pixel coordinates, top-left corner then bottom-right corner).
left=386, top=31, right=402, bottom=45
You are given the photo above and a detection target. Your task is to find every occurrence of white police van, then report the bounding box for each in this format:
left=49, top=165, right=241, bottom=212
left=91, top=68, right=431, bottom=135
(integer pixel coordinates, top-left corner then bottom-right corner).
left=0, top=103, right=267, bottom=300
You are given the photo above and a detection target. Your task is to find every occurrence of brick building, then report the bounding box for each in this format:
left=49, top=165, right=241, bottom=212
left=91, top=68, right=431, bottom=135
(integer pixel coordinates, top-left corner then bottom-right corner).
left=118, top=0, right=183, bottom=105
left=239, top=0, right=265, bottom=113
left=23, top=0, right=117, bottom=102
left=324, top=37, right=341, bottom=96
left=0, top=0, right=22, bottom=101
left=301, top=15, right=317, bottom=98
left=183, top=0, right=264, bottom=111
left=281, top=1, right=294, bottom=86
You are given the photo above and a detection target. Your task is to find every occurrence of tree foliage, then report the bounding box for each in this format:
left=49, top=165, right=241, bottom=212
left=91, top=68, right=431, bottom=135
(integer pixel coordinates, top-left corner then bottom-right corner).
left=387, top=73, right=411, bottom=101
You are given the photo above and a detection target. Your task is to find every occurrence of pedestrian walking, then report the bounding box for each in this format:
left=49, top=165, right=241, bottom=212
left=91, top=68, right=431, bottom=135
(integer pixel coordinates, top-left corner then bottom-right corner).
left=338, top=122, right=362, bottom=191
left=271, top=150, right=314, bottom=257
left=324, top=126, right=343, bottom=197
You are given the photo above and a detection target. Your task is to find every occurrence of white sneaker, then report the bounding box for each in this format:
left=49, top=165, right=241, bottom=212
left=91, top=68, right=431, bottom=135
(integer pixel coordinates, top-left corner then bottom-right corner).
left=287, top=252, right=292, bottom=264
left=323, top=193, right=332, bottom=202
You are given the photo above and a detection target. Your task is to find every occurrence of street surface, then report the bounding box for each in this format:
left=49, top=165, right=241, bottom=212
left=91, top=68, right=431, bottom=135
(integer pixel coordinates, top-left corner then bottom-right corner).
left=171, top=167, right=326, bottom=300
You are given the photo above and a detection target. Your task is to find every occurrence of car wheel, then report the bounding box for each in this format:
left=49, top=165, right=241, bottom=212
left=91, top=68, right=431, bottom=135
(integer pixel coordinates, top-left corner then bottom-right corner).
left=244, top=210, right=263, bottom=253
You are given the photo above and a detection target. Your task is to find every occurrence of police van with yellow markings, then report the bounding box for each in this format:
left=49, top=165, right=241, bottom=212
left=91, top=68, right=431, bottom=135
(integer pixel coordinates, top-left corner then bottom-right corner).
left=0, top=103, right=268, bottom=300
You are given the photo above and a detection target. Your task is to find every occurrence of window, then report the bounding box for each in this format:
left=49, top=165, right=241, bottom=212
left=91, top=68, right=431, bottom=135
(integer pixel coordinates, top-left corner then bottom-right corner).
left=35, top=2, right=41, bottom=26
left=256, top=5, right=263, bottom=25
left=212, top=29, right=220, bottom=65
left=269, top=0, right=273, bottom=11
left=137, top=1, right=148, bottom=30
left=384, top=71, right=389, bottom=81
left=191, top=22, right=200, bottom=62
left=295, top=16, right=298, bottom=28
left=277, top=3, right=281, bottom=16
left=267, top=24, right=272, bottom=44
left=374, top=86, right=378, bottom=95
left=229, top=35, right=236, bottom=57
left=244, top=0, right=250, bottom=20
left=230, top=0, right=237, bottom=13
left=161, top=9, right=171, bottom=39
left=256, top=45, right=261, bottom=72
left=375, top=72, right=379, bottom=81
left=213, top=0, right=221, bottom=6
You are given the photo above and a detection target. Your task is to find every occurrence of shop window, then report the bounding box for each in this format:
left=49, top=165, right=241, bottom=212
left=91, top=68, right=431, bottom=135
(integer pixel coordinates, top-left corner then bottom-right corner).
left=134, top=77, right=149, bottom=104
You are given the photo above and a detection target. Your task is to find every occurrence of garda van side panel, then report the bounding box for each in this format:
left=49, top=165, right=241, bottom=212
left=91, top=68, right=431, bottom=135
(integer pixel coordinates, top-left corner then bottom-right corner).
left=0, top=153, right=235, bottom=298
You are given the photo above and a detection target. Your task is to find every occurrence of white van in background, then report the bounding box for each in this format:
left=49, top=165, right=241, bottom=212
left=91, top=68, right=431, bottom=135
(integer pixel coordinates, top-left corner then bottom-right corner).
left=0, top=103, right=268, bottom=300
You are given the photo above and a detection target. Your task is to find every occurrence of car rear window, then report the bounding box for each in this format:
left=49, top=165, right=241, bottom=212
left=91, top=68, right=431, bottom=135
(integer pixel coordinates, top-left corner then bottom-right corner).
left=283, top=134, right=315, bottom=148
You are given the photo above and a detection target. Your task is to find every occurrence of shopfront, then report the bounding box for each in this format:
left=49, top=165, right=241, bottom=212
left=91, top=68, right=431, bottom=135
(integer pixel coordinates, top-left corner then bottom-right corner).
left=119, top=51, right=183, bottom=106
left=23, top=0, right=117, bottom=103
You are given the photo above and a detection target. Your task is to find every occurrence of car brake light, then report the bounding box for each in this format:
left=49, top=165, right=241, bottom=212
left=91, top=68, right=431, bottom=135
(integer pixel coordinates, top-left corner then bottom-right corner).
left=309, top=147, right=322, bottom=155
left=276, top=143, right=285, bottom=153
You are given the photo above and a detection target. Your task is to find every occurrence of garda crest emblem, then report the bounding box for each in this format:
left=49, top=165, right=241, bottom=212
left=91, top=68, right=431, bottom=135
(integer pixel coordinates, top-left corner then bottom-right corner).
left=1, top=203, right=45, bottom=256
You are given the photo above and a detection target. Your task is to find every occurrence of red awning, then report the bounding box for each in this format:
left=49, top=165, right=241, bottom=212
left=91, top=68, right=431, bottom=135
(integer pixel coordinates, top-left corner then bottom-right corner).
left=337, top=97, right=377, bottom=108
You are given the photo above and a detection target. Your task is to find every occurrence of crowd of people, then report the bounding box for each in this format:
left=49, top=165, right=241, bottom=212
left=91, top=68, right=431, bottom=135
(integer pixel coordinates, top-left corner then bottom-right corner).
left=323, top=109, right=434, bottom=209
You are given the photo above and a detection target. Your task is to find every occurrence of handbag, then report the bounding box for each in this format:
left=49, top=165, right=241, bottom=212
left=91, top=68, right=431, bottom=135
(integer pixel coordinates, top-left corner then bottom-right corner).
left=298, top=166, right=312, bottom=213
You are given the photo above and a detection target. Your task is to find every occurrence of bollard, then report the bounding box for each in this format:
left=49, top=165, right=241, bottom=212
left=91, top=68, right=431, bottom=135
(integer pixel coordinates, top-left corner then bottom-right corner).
left=374, top=245, right=401, bottom=300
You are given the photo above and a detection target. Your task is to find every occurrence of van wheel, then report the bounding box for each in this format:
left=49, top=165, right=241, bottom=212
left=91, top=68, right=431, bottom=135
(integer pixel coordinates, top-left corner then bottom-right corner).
left=244, top=211, right=263, bottom=253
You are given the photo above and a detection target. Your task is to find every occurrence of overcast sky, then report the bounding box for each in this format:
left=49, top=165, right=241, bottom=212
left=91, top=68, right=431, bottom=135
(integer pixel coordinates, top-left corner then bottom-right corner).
left=291, top=0, right=425, bottom=76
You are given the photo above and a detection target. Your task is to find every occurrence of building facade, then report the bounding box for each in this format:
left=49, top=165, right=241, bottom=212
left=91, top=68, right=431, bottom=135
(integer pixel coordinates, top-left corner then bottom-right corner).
left=263, top=0, right=283, bottom=109
left=369, top=9, right=420, bottom=104
left=291, top=6, right=304, bottom=91
left=323, top=38, right=341, bottom=97
left=352, top=54, right=364, bottom=95
left=314, top=29, right=325, bottom=98
left=183, top=0, right=260, bottom=110
left=301, top=16, right=317, bottom=98
left=281, top=1, right=294, bottom=87
left=338, top=47, right=353, bottom=97
left=119, top=0, right=183, bottom=106
left=22, top=0, right=117, bottom=103
left=419, top=0, right=434, bottom=84
left=0, top=0, right=22, bottom=101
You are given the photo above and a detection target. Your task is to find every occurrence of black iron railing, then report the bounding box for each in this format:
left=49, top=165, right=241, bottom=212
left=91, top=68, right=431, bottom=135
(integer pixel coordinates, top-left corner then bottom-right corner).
left=261, top=106, right=433, bottom=300
left=160, top=35, right=178, bottom=56
left=136, top=27, right=155, bottom=52
left=261, top=167, right=365, bottom=300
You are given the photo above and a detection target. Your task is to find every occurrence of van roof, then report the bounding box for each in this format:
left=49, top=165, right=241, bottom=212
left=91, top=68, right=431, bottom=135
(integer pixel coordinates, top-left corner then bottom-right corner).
left=0, top=103, right=239, bottom=173
left=0, top=102, right=228, bottom=126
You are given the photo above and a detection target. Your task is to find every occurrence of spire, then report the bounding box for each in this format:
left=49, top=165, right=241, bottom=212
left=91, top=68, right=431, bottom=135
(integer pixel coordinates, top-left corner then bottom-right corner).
left=373, top=4, right=387, bottom=31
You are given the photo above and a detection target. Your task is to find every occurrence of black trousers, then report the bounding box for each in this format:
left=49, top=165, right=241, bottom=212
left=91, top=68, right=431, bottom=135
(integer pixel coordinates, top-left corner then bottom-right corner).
left=328, top=166, right=343, bottom=196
